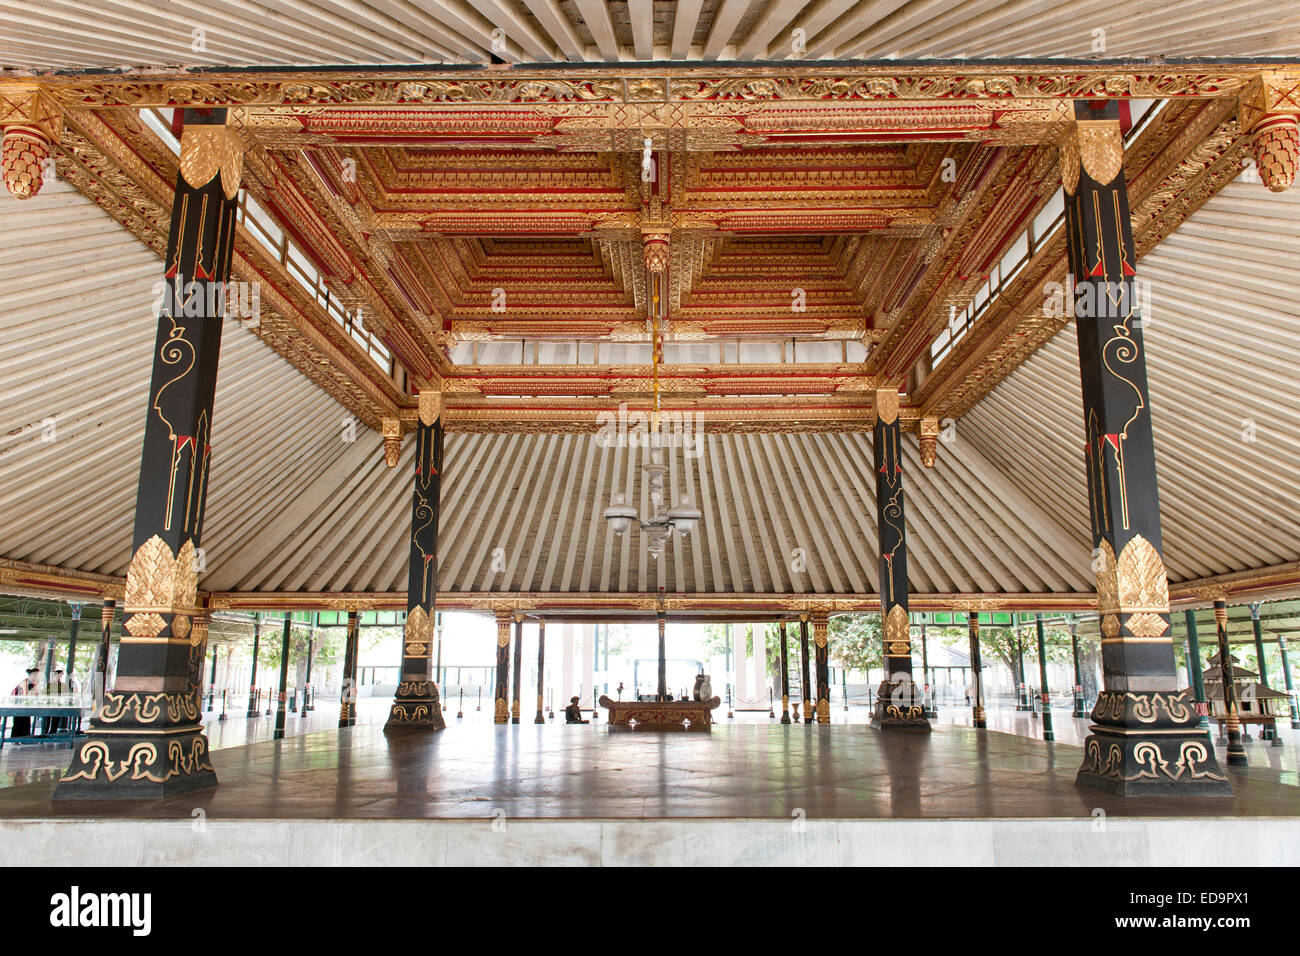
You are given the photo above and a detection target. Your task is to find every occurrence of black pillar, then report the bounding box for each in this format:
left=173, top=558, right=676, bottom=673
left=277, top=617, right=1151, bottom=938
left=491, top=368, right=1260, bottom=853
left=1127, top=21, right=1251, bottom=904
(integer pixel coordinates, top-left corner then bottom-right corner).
left=968, top=612, right=986, bottom=729
left=303, top=625, right=315, bottom=712
left=798, top=616, right=812, bottom=723
left=493, top=611, right=511, bottom=724
left=779, top=621, right=791, bottom=724
left=657, top=607, right=667, bottom=701
left=207, top=643, right=218, bottom=711
left=1214, top=599, right=1247, bottom=766
left=274, top=614, right=291, bottom=740
left=339, top=610, right=359, bottom=728
left=65, top=603, right=83, bottom=678
left=246, top=613, right=261, bottom=718
left=1035, top=614, right=1055, bottom=742
left=813, top=613, right=830, bottom=724
left=55, top=110, right=242, bottom=798
left=386, top=391, right=446, bottom=732
left=1070, top=616, right=1086, bottom=718
left=1249, top=603, right=1270, bottom=688
left=511, top=615, right=523, bottom=724
left=95, top=599, right=114, bottom=709
left=535, top=620, right=546, bottom=723
left=1185, top=609, right=1209, bottom=732
left=1013, top=614, right=1029, bottom=711
left=1064, top=103, right=1228, bottom=795
left=872, top=388, right=927, bottom=728
left=1278, top=629, right=1300, bottom=730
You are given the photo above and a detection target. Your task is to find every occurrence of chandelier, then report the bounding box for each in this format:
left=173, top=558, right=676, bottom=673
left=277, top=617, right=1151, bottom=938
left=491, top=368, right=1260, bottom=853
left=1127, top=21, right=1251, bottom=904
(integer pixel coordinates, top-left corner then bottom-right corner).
left=602, top=260, right=700, bottom=558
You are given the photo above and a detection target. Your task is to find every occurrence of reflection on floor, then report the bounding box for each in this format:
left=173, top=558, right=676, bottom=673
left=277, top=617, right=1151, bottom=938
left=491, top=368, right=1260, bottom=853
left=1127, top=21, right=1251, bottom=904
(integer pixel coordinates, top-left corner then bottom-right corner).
left=6, top=694, right=1300, bottom=788
left=0, top=709, right=1297, bottom=821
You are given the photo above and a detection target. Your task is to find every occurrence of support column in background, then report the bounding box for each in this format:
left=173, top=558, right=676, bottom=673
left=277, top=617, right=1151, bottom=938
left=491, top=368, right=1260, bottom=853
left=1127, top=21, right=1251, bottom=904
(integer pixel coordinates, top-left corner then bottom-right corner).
left=95, top=599, right=114, bottom=711
left=1249, top=603, right=1280, bottom=745
left=657, top=605, right=667, bottom=700
left=339, top=610, right=359, bottom=728
left=1279, top=629, right=1300, bottom=730
left=1035, top=614, right=1055, bottom=742
left=968, top=612, right=986, bottom=729
left=798, top=615, right=812, bottom=723
left=561, top=622, right=574, bottom=704
left=1184, top=609, right=1209, bottom=732
left=813, top=612, right=830, bottom=724
left=246, top=613, right=261, bottom=718
left=385, top=390, right=446, bottom=733
left=65, top=603, right=83, bottom=680
left=872, top=387, right=927, bottom=729
left=1214, top=599, right=1247, bottom=767
left=274, top=615, right=291, bottom=741
left=511, top=614, right=524, bottom=724
left=1064, top=104, right=1228, bottom=794
left=779, top=621, right=791, bottom=724
left=580, top=622, right=595, bottom=713
left=493, top=610, right=511, bottom=724
left=753, top=623, right=767, bottom=704
left=55, top=110, right=243, bottom=798
left=734, top=623, right=750, bottom=704
left=535, top=620, right=546, bottom=723
left=1070, top=616, right=1086, bottom=718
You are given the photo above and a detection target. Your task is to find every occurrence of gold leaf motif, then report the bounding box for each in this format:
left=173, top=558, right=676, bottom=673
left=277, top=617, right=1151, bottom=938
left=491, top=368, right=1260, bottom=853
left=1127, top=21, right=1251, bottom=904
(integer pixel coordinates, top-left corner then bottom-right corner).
left=1059, top=126, right=1080, bottom=195
left=417, top=390, right=442, bottom=426
left=875, top=388, right=899, bottom=425
left=883, top=603, right=910, bottom=645
left=1077, top=120, right=1124, bottom=187
left=1116, top=534, right=1169, bottom=614
left=1102, top=614, right=1120, bottom=639
left=404, top=605, right=432, bottom=650
left=179, top=125, right=244, bottom=199
left=124, top=612, right=166, bottom=639
left=1126, top=612, right=1169, bottom=638
left=172, top=614, right=191, bottom=639
left=887, top=642, right=911, bottom=657
left=1095, top=539, right=1119, bottom=615
left=125, top=535, right=176, bottom=610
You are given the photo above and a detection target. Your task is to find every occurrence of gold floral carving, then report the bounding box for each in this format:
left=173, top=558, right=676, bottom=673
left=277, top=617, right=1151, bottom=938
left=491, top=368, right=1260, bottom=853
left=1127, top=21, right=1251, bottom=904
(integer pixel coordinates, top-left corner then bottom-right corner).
left=1076, top=120, right=1124, bottom=187
left=1250, top=113, right=1298, bottom=192
left=883, top=604, right=910, bottom=654
left=404, top=605, right=432, bottom=658
left=123, top=536, right=198, bottom=639
left=1059, top=126, right=1080, bottom=195
left=1116, top=534, right=1170, bottom=614
left=1126, top=612, right=1169, bottom=638
left=1, top=127, right=50, bottom=199
left=875, top=388, right=899, bottom=426
left=381, top=417, right=401, bottom=467
left=179, top=124, right=245, bottom=199
left=418, top=389, right=442, bottom=427
left=918, top=416, right=939, bottom=468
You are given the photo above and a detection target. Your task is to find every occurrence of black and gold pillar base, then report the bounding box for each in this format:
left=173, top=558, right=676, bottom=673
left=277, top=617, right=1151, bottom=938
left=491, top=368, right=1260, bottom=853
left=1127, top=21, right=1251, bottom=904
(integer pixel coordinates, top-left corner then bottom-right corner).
left=55, top=690, right=215, bottom=798
left=871, top=679, right=931, bottom=730
left=1075, top=690, right=1231, bottom=796
left=385, top=679, right=446, bottom=732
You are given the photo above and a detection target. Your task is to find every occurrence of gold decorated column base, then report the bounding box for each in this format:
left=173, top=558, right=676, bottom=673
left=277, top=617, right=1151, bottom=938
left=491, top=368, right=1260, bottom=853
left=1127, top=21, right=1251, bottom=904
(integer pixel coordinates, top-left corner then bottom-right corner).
left=53, top=691, right=215, bottom=798
left=871, top=680, right=931, bottom=730
left=384, top=680, right=446, bottom=732
left=1076, top=690, right=1231, bottom=796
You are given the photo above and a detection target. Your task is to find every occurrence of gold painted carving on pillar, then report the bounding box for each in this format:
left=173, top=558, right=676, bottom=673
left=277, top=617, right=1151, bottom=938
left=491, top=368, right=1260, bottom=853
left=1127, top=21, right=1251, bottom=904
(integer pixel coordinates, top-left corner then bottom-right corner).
left=875, top=387, right=899, bottom=426
left=1076, top=120, right=1125, bottom=187
left=381, top=417, right=401, bottom=467
left=0, top=88, right=63, bottom=200
left=1059, top=126, right=1081, bottom=196
left=883, top=603, right=911, bottom=657
left=418, top=389, right=442, bottom=427
left=1095, top=539, right=1120, bottom=639
left=179, top=125, right=245, bottom=199
left=1116, top=534, right=1170, bottom=638
left=404, top=604, right=431, bottom=658
left=123, top=536, right=198, bottom=640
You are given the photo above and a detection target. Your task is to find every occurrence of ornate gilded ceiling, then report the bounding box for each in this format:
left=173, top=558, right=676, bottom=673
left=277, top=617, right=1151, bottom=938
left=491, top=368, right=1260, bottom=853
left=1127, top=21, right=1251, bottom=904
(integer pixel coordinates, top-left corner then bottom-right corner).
left=4, top=61, right=1294, bottom=437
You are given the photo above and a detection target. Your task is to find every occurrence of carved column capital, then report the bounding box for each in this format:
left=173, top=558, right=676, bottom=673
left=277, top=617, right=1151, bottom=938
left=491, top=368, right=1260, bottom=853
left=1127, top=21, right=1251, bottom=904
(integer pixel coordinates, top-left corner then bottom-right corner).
left=381, top=417, right=402, bottom=467
left=918, top=416, right=939, bottom=468
left=0, top=86, right=62, bottom=200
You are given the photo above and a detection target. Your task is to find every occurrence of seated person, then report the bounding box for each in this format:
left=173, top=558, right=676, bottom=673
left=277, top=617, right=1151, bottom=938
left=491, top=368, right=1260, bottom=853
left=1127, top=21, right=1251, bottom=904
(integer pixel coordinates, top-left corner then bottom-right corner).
left=564, top=696, right=589, bottom=724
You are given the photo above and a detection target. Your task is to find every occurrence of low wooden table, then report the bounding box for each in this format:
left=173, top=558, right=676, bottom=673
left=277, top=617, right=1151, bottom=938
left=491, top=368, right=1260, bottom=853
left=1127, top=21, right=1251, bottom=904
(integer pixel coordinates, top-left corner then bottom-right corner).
left=599, top=695, right=720, bottom=731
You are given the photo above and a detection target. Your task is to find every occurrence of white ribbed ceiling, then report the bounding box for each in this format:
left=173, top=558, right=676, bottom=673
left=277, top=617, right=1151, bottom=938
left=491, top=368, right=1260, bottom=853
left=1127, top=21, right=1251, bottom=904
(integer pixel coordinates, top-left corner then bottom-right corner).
left=0, top=177, right=1098, bottom=596
left=0, top=0, right=1297, bottom=67
left=963, top=177, right=1300, bottom=585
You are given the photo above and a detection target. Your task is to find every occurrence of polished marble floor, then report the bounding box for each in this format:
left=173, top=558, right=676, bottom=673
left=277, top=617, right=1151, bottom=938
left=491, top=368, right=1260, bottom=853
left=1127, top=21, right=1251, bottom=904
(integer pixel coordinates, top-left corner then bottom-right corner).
left=0, top=714, right=1297, bottom=821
